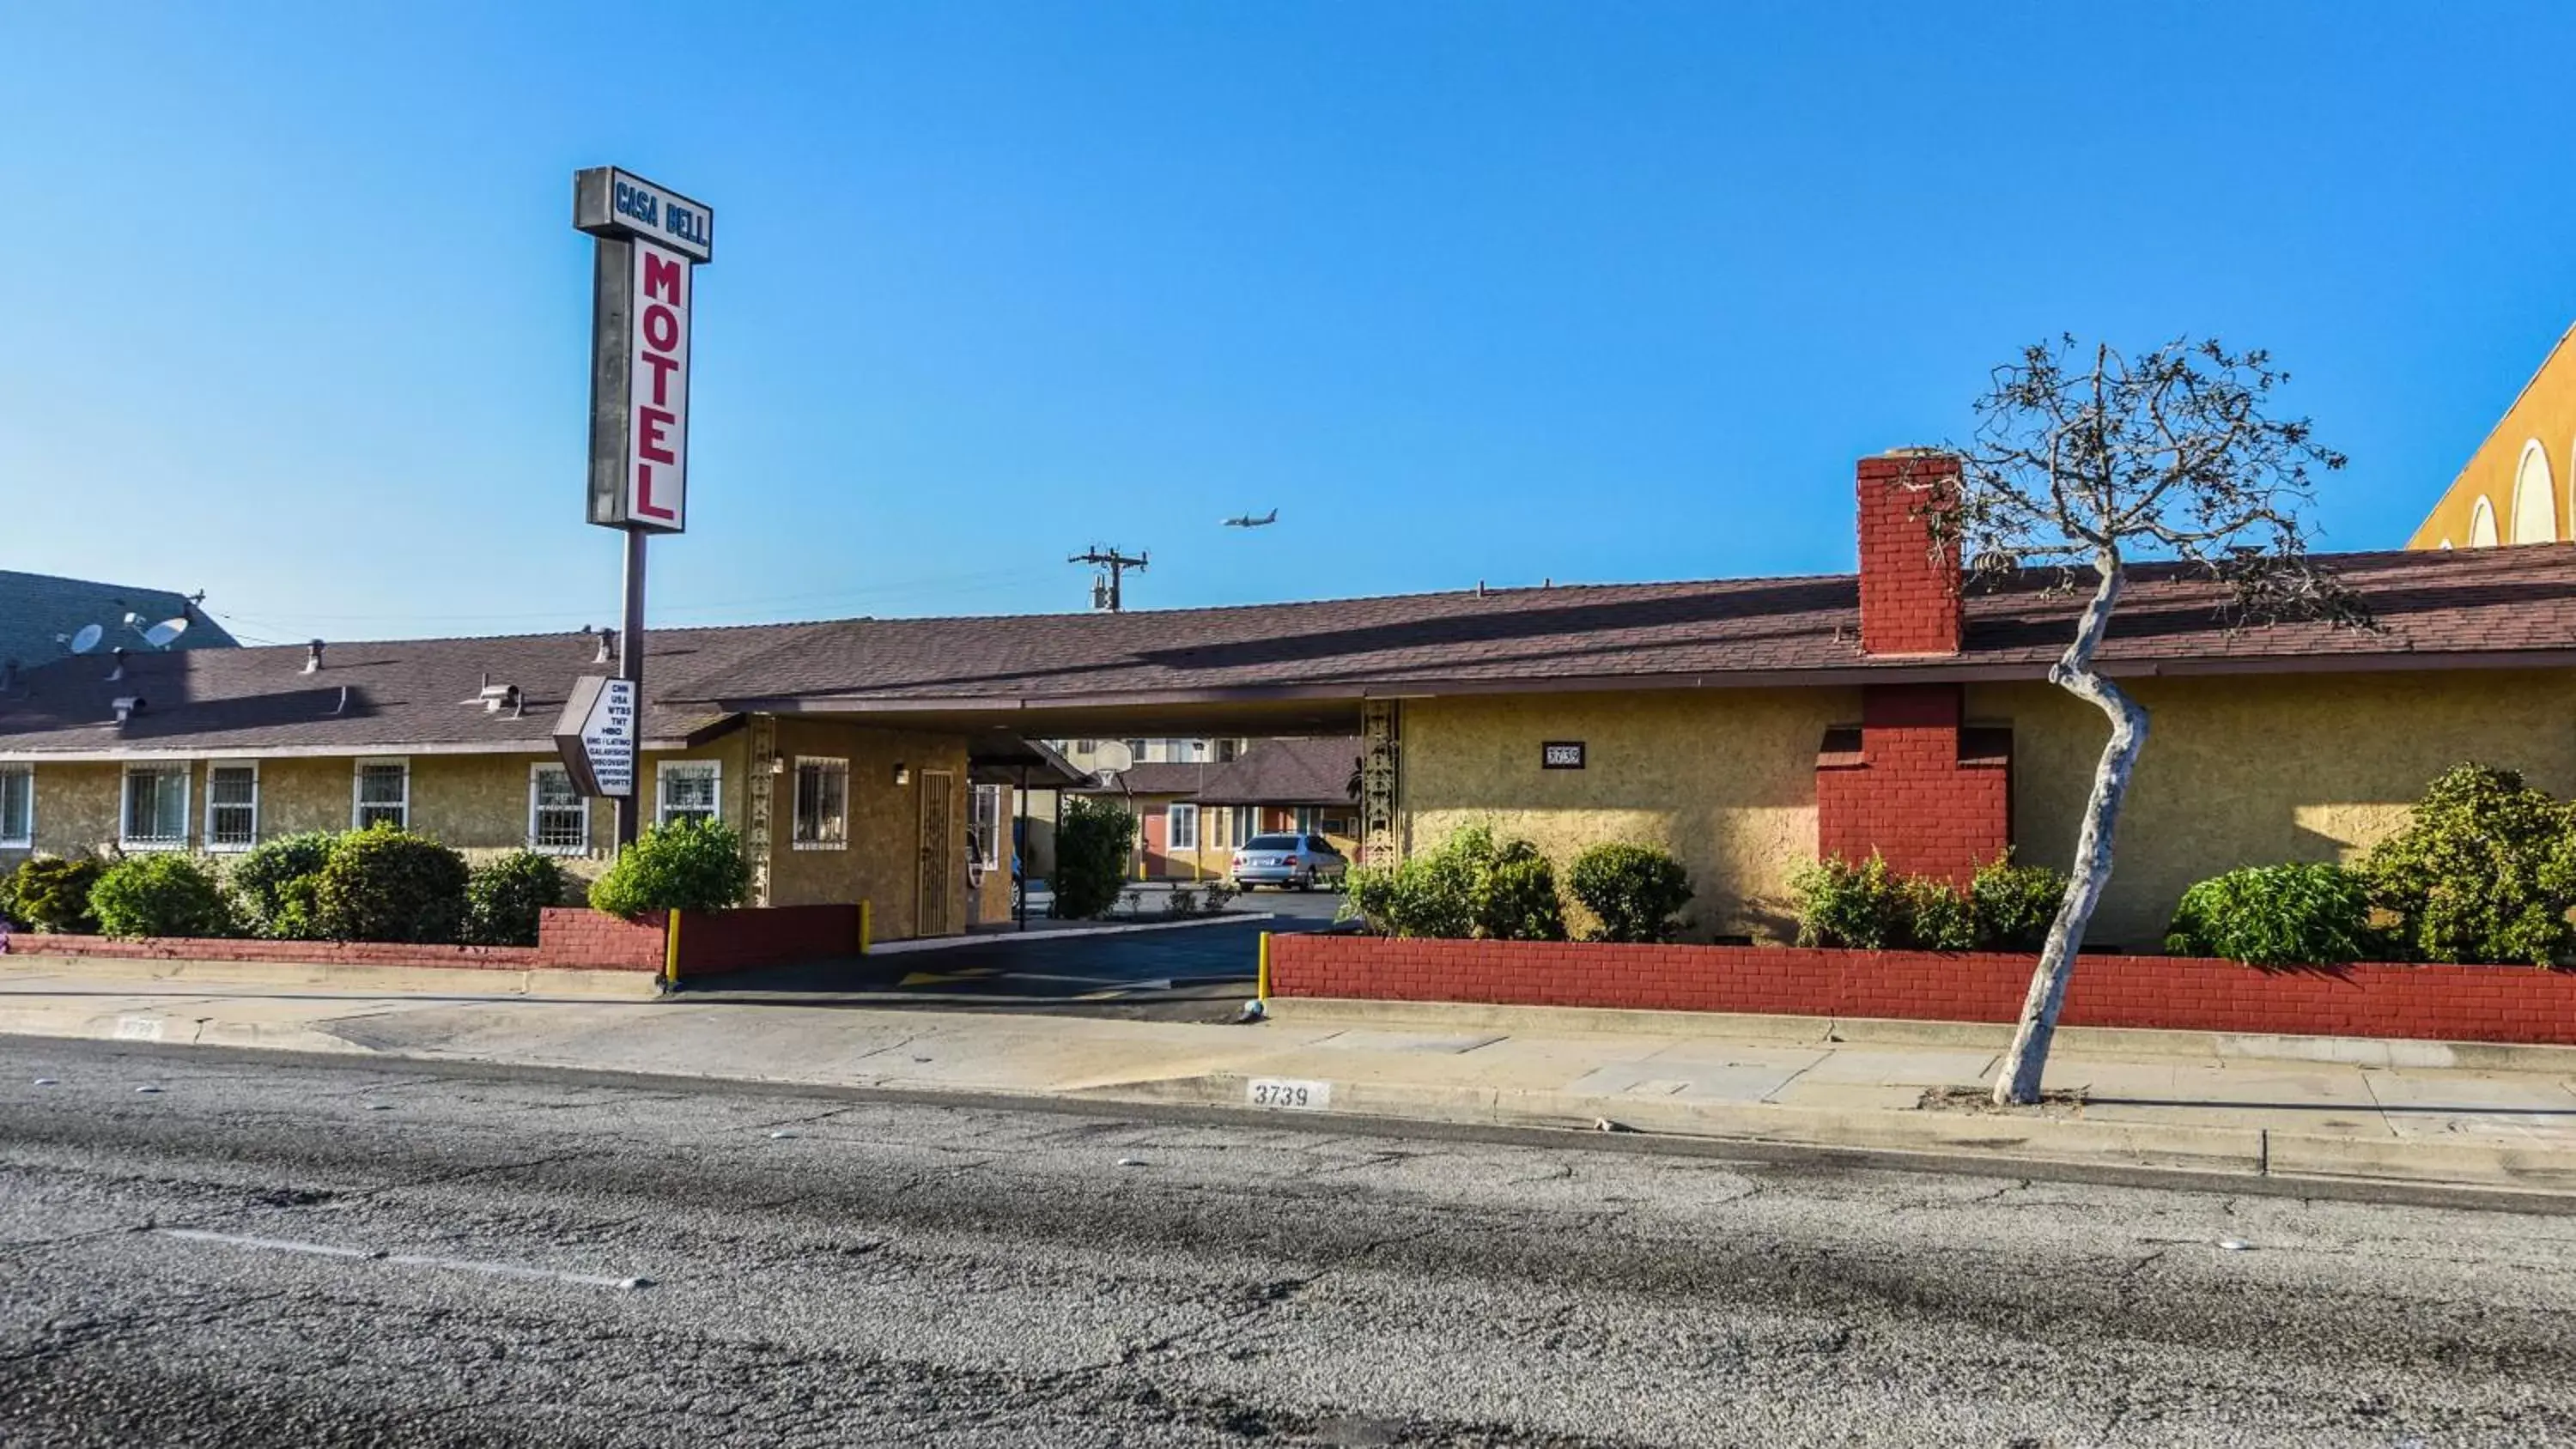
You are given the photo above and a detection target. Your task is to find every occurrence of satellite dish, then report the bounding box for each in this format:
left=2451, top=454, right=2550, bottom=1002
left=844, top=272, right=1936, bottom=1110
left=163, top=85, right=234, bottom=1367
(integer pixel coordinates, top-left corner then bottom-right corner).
left=142, top=617, right=189, bottom=649
left=68, top=624, right=104, bottom=656
left=1092, top=741, right=1135, bottom=773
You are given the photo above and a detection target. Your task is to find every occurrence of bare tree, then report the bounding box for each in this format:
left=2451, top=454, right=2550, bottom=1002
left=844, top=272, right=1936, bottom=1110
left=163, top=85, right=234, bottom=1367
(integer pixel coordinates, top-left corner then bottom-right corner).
left=1943, top=337, right=2366, bottom=1106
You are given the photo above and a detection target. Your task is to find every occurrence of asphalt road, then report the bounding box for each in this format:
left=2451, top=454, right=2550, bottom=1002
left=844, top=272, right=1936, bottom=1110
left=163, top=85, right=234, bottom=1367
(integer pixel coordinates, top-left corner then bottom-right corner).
left=7, top=1038, right=2576, bottom=1447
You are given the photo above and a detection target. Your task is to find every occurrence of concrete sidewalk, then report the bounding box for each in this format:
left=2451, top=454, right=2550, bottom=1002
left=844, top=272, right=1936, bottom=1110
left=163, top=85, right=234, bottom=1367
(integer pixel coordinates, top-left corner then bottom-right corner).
left=4, top=960, right=2575, bottom=1196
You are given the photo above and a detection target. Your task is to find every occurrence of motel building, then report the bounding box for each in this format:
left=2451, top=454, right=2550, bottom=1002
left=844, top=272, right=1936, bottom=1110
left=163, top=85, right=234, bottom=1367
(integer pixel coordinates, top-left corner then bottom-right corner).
left=6, top=452, right=2576, bottom=949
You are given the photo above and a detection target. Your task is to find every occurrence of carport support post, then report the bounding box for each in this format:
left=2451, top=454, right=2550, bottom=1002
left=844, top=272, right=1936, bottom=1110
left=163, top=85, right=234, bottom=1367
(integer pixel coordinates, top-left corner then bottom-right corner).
left=1015, top=765, right=1030, bottom=931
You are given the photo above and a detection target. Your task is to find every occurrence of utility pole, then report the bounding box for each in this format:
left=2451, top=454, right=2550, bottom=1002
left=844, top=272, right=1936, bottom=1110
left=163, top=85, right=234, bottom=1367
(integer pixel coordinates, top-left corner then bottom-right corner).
left=1069, top=545, right=1149, bottom=611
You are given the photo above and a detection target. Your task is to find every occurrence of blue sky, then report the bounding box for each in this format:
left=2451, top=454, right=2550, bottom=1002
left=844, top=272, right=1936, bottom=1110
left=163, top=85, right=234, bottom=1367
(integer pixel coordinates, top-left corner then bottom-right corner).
left=5, top=3, right=2572, bottom=643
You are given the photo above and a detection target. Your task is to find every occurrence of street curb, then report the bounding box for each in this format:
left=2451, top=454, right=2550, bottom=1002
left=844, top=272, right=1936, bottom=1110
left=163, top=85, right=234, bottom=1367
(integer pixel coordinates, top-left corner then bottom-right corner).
left=867, top=912, right=1279, bottom=955
left=0, top=955, right=664, bottom=1001
left=1074, top=1070, right=2576, bottom=1195
left=1261, top=997, right=2576, bottom=1074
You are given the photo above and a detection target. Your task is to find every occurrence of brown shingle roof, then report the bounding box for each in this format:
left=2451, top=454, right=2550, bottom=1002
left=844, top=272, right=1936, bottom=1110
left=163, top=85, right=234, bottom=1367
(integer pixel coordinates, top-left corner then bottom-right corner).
left=688, top=545, right=2576, bottom=708
left=0, top=625, right=835, bottom=757
left=5, top=545, right=2573, bottom=757
left=1194, top=737, right=1361, bottom=806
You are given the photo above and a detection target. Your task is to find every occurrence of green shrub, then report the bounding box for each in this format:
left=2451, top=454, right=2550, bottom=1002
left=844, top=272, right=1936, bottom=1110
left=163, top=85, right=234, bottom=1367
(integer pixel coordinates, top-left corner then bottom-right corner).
left=1790, top=854, right=1910, bottom=949
left=89, top=854, right=235, bottom=938
left=588, top=816, right=750, bottom=919
left=464, top=850, right=568, bottom=946
left=228, top=831, right=337, bottom=939
left=1473, top=841, right=1567, bottom=943
left=1051, top=797, right=1139, bottom=920
left=312, top=826, right=470, bottom=943
left=2163, top=862, right=2374, bottom=966
left=1344, top=823, right=1569, bottom=940
left=1902, top=877, right=1978, bottom=951
left=2361, top=763, right=2576, bottom=965
left=1568, top=843, right=1693, bottom=943
left=1971, top=854, right=2067, bottom=953
left=7, top=855, right=105, bottom=934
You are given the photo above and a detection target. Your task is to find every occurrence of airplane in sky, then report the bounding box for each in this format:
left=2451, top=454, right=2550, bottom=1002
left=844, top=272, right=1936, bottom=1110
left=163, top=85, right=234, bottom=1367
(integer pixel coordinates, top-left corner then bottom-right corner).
left=1223, top=509, right=1279, bottom=528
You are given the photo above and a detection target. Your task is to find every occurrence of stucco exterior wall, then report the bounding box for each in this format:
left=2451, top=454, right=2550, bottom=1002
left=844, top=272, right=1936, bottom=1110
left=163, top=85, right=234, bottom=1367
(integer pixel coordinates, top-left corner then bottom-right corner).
left=756, top=718, right=970, bottom=938
left=2409, top=324, right=2576, bottom=549
left=0, top=736, right=750, bottom=888
left=1397, top=670, right=2576, bottom=948
left=1972, top=669, right=2576, bottom=943
left=1400, top=688, right=1856, bottom=942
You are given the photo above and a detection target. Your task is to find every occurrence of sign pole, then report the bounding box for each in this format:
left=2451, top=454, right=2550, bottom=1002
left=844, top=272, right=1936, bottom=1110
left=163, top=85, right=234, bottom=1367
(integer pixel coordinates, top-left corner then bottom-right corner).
left=617, top=526, right=648, bottom=848
left=568, top=166, right=712, bottom=854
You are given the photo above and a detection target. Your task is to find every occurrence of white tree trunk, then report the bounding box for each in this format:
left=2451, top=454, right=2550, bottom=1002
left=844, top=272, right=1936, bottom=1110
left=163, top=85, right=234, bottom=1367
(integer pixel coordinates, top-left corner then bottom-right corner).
left=1993, top=555, right=2150, bottom=1106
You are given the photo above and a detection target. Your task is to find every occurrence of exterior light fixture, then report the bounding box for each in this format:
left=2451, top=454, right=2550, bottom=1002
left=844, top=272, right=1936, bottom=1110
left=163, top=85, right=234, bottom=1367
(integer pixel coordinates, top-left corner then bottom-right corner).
left=892, top=763, right=912, bottom=786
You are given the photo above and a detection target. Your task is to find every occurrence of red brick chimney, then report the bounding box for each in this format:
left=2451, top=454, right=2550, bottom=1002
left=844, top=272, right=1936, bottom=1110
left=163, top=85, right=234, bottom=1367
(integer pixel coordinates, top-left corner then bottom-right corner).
left=1856, top=450, right=1964, bottom=656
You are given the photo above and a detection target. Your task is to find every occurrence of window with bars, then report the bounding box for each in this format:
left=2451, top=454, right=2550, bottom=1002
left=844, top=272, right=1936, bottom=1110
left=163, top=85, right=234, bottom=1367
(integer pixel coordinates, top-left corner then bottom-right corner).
left=793, top=757, right=848, bottom=848
left=121, top=764, right=190, bottom=850
left=658, top=761, right=721, bottom=826
left=205, top=763, right=258, bottom=851
left=354, top=760, right=409, bottom=830
left=971, top=783, right=1005, bottom=868
left=1167, top=803, right=1198, bottom=852
left=529, top=766, right=589, bottom=852
left=0, top=767, right=29, bottom=847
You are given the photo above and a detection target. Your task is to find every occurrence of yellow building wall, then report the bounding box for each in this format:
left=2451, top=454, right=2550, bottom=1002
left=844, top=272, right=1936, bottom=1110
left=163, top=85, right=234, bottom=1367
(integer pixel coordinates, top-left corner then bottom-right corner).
left=1395, top=672, right=2576, bottom=948
left=1972, top=669, right=2576, bottom=943
left=756, top=718, right=971, bottom=939
left=2409, top=324, right=2576, bottom=549
left=1400, top=688, right=1856, bottom=942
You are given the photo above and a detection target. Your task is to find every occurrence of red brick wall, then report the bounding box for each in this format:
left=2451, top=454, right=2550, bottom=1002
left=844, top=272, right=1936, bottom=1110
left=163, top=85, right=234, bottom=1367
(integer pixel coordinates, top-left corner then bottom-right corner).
left=532, top=908, right=667, bottom=969
left=1270, top=934, right=2576, bottom=1046
left=3, top=906, right=667, bottom=973
left=1855, top=453, right=1963, bottom=656
left=671, top=904, right=863, bottom=977
left=8, top=933, right=546, bottom=970
left=1815, top=683, right=2008, bottom=883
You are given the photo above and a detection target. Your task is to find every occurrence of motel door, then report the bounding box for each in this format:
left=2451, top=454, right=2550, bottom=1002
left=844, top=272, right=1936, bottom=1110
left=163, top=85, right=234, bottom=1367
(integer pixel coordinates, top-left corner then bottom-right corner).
left=919, top=770, right=958, bottom=937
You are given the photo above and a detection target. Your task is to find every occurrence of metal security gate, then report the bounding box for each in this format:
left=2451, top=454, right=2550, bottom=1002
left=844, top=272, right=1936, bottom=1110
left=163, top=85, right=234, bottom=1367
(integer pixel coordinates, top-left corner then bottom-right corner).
left=919, top=769, right=957, bottom=936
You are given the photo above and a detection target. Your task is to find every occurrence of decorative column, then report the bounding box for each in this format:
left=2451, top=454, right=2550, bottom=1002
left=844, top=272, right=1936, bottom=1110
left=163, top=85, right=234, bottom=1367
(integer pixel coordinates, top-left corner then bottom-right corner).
left=1359, top=700, right=1400, bottom=867
left=745, top=712, right=777, bottom=907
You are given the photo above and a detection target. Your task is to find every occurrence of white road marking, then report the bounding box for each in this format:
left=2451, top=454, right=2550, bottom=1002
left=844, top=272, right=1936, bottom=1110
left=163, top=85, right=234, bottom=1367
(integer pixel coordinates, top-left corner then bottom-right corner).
left=152, top=1228, right=650, bottom=1288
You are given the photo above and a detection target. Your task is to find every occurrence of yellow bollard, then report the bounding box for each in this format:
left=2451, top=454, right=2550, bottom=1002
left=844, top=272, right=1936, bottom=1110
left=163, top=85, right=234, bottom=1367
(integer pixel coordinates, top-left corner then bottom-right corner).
left=664, top=909, right=683, bottom=990
left=857, top=900, right=872, bottom=955
left=1256, top=931, right=1272, bottom=1001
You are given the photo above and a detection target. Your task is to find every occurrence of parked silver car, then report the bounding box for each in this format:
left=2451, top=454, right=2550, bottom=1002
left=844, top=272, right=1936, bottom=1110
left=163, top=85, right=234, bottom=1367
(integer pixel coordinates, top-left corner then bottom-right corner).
left=1229, top=833, right=1348, bottom=890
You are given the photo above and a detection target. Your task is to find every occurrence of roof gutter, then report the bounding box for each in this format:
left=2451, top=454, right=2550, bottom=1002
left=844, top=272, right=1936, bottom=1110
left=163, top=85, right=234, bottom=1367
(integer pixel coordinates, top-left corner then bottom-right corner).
left=706, top=646, right=2576, bottom=716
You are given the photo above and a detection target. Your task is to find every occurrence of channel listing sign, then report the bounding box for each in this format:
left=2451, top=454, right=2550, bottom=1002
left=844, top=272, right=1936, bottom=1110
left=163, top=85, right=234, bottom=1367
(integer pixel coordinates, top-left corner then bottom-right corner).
left=553, top=676, right=638, bottom=798
left=576, top=167, right=710, bottom=535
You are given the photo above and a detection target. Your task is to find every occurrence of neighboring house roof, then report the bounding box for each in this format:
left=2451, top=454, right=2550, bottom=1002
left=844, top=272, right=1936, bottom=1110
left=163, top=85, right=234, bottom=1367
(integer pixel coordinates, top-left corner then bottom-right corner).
left=0, top=571, right=237, bottom=674
left=1193, top=737, right=1361, bottom=806
left=0, top=625, right=846, bottom=758
left=1076, top=762, right=1217, bottom=797
left=687, top=545, right=2576, bottom=712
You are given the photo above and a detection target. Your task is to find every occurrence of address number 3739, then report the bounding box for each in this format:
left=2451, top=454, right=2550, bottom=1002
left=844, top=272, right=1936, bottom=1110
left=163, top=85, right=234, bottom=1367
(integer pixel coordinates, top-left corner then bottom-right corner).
left=1246, top=1078, right=1333, bottom=1111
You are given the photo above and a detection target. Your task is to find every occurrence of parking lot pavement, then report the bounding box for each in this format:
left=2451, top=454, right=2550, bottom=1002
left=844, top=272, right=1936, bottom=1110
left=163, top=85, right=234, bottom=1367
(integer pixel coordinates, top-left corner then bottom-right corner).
left=683, top=892, right=1349, bottom=1021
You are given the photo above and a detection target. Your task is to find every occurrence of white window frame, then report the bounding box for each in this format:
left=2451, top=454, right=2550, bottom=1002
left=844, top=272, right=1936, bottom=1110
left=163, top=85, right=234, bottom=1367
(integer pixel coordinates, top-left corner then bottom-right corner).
left=791, top=756, right=849, bottom=850
left=527, top=763, right=591, bottom=854
left=0, top=765, right=31, bottom=848
left=971, top=783, right=1005, bottom=868
left=1228, top=805, right=1256, bottom=849
left=1167, top=802, right=1199, bottom=852
left=352, top=757, right=410, bottom=831
left=656, top=760, right=723, bottom=827
left=1294, top=806, right=1321, bottom=836
left=204, top=761, right=259, bottom=852
left=119, top=762, right=191, bottom=852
